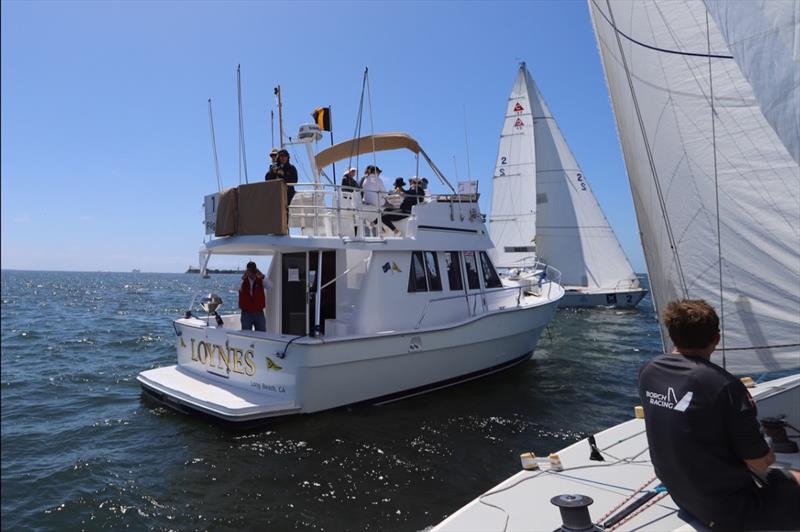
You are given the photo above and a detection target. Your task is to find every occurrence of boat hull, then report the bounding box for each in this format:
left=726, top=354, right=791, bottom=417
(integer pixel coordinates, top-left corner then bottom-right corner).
left=137, top=295, right=560, bottom=423
left=558, top=287, right=647, bottom=308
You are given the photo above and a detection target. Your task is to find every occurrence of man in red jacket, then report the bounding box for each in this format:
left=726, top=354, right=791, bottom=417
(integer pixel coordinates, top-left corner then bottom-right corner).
left=239, top=261, right=270, bottom=332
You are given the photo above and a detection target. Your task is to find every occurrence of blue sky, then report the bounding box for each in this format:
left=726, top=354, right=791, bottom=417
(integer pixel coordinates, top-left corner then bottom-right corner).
left=1, top=0, right=645, bottom=273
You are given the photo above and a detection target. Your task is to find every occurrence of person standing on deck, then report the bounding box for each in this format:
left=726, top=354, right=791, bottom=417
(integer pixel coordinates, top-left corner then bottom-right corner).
left=638, top=299, right=800, bottom=530
left=239, top=261, right=271, bottom=332
left=265, top=149, right=298, bottom=206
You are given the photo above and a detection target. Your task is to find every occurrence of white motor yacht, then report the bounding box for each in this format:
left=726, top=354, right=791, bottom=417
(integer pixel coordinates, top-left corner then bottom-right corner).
left=138, top=128, right=564, bottom=423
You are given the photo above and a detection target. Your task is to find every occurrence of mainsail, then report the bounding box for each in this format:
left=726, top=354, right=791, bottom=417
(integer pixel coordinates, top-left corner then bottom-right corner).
left=589, top=0, right=800, bottom=374
left=527, top=67, right=639, bottom=291
left=489, top=65, right=538, bottom=268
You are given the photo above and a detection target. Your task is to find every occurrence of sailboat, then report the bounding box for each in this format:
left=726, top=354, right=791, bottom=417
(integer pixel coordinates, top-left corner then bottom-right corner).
left=489, top=63, right=646, bottom=308
left=434, top=0, right=799, bottom=529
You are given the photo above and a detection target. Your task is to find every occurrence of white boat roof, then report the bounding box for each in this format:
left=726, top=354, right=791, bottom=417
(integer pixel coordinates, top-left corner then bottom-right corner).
left=204, top=200, right=493, bottom=255
left=205, top=231, right=492, bottom=255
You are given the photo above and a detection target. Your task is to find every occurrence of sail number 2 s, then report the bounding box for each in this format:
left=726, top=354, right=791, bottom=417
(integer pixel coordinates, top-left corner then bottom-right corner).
left=576, top=172, right=587, bottom=191
left=498, top=156, right=507, bottom=176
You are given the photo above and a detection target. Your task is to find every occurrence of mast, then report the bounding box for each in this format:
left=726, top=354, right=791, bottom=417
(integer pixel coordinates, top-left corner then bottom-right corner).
left=207, top=98, right=222, bottom=192
left=236, top=65, right=249, bottom=184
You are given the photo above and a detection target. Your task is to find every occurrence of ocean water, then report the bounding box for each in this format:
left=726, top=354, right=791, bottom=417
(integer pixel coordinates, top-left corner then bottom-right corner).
left=2, top=270, right=663, bottom=531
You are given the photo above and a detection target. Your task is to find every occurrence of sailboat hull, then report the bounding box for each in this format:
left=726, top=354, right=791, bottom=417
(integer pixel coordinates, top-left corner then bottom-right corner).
left=559, top=287, right=647, bottom=309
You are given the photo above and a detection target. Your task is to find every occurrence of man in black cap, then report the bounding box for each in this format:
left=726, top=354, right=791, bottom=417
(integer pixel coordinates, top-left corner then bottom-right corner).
left=639, top=299, right=800, bottom=530
left=265, top=148, right=298, bottom=206
left=341, top=167, right=360, bottom=191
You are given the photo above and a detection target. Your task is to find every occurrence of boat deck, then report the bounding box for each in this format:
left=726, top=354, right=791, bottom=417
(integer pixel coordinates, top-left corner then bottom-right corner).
left=434, top=375, right=800, bottom=531
left=137, top=365, right=300, bottom=422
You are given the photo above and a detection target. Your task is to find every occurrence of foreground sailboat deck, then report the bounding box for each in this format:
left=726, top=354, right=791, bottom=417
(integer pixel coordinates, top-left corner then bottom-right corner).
left=434, top=374, right=800, bottom=531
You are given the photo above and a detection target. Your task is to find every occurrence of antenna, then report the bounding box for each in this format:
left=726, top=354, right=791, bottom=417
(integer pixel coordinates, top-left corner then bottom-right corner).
left=274, top=85, right=285, bottom=148
left=207, top=98, right=222, bottom=192
left=236, top=65, right=249, bottom=184
left=270, top=109, right=275, bottom=149
left=463, top=105, right=472, bottom=180
left=364, top=68, right=377, bottom=168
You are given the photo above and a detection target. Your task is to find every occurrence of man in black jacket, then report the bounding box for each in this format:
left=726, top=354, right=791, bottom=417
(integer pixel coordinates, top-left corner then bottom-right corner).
left=265, top=149, right=298, bottom=206
left=379, top=178, right=424, bottom=236
left=341, top=167, right=360, bottom=190
left=639, top=299, right=800, bottom=530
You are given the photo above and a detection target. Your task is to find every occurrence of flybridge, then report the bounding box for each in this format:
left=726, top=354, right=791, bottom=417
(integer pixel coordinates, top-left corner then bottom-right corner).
left=201, top=127, right=484, bottom=244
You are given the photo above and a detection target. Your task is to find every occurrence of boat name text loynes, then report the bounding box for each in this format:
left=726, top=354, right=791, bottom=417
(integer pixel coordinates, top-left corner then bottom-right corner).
left=190, top=339, right=256, bottom=376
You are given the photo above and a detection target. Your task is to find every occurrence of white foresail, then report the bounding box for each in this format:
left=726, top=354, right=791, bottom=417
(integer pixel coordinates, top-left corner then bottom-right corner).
left=589, top=0, right=800, bottom=374
left=529, top=72, right=639, bottom=291
left=704, top=0, right=800, bottom=164
left=489, top=65, right=538, bottom=268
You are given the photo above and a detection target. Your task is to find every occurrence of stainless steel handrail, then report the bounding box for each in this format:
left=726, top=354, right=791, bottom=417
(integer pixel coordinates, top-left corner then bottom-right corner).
left=282, top=182, right=475, bottom=239
left=415, top=284, right=525, bottom=329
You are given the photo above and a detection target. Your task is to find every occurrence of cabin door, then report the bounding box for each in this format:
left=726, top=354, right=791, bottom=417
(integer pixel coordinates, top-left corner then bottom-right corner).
left=281, top=252, right=308, bottom=336
left=281, top=251, right=336, bottom=336
left=308, top=251, right=336, bottom=335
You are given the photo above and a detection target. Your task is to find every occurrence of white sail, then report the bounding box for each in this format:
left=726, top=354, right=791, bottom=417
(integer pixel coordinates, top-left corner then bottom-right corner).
left=489, top=65, right=538, bottom=268
left=589, top=0, right=800, bottom=374
left=528, top=70, right=640, bottom=291
left=704, top=0, right=800, bottom=164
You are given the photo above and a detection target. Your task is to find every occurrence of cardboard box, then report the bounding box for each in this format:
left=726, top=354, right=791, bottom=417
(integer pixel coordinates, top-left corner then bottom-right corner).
left=237, top=180, right=288, bottom=235
left=214, top=187, right=238, bottom=236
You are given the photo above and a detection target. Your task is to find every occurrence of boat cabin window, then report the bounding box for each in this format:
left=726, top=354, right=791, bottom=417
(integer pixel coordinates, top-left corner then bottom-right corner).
left=444, top=251, right=463, bottom=291
left=463, top=251, right=481, bottom=290
left=424, top=252, right=442, bottom=291
left=408, top=251, right=443, bottom=293
left=479, top=251, right=502, bottom=288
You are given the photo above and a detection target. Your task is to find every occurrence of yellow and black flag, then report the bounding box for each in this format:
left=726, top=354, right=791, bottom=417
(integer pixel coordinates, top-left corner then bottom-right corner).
left=312, top=106, right=332, bottom=132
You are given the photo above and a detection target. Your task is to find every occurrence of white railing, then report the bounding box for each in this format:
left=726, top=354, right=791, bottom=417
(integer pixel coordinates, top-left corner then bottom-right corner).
left=501, top=260, right=562, bottom=300
left=205, top=182, right=480, bottom=240
left=285, top=182, right=477, bottom=239
left=613, top=277, right=642, bottom=290
left=414, top=284, right=527, bottom=329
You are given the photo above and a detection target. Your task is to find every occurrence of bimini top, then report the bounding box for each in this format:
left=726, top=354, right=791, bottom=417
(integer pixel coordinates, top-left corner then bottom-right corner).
left=315, top=132, right=454, bottom=193
left=315, top=132, right=422, bottom=169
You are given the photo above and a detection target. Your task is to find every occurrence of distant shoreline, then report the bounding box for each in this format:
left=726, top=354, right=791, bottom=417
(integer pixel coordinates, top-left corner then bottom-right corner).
left=185, top=267, right=243, bottom=275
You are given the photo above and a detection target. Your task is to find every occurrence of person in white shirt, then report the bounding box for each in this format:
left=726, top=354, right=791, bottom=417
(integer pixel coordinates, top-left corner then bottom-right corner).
left=361, top=165, right=386, bottom=207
